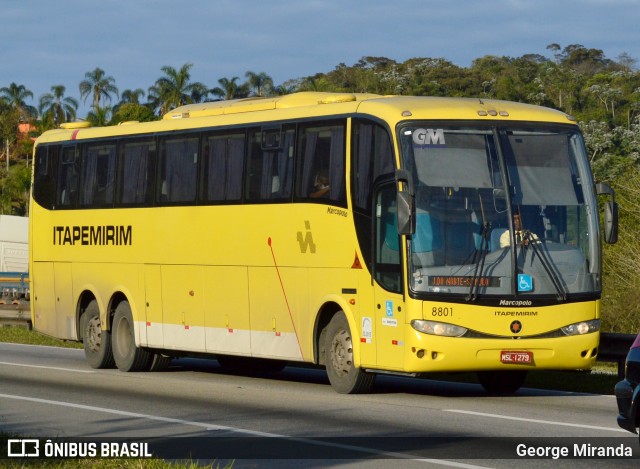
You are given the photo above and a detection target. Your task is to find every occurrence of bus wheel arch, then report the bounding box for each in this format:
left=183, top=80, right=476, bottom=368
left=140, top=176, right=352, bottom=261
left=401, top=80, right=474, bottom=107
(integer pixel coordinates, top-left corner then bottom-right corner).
left=321, top=309, right=375, bottom=394
left=314, top=302, right=342, bottom=366
left=79, top=293, right=115, bottom=369
left=111, top=299, right=152, bottom=372
left=77, top=291, right=98, bottom=341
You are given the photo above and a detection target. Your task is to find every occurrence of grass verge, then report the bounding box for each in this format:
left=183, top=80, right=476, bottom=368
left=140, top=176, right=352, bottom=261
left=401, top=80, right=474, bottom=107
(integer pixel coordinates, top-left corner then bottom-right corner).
left=0, top=325, right=82, bottom=348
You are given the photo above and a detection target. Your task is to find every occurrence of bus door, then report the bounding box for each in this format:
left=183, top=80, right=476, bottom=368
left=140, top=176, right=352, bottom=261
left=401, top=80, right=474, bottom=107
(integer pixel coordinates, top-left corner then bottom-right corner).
left=373, top=183, right=406, bottom=370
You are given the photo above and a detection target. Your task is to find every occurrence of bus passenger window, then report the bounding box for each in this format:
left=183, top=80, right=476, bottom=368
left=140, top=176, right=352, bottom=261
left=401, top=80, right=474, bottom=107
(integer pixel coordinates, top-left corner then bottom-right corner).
left=57, top=147, right=79, bottom=208
left=33, top=145, right=58, bottom=210
left=246, top=128, right=294, bottom=202
left=296, top=121, right=346, bottom=205
left=204, top=132, right=245, bottom=202
left=118, top=140, right=156, bottom=205
left=159, top=137, right=199, bottom=203
left=80, top=144, right=116, bottom=207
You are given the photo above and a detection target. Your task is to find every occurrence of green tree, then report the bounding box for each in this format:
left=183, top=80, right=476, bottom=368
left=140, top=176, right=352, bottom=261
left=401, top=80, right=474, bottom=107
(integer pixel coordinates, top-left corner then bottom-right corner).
left=601, top=166, right=640, bottom=332
left=38, top=85, right=78, bottom=129
left=110, top=102, right=156, bottom=124
left=211, top=76, right=248, bottom=100
left=0, top=82, right=36, bottom=121
left=149, top=63, right=208, bottom=115
left=79, top=67, right=119, bottom=111
left=86, top=105, right=112, bottom=127
left=0, top=162, right=30, bottom=215
left=245, top=71, right=274, bottom=97
left=119, top=88, right=146, bottom=105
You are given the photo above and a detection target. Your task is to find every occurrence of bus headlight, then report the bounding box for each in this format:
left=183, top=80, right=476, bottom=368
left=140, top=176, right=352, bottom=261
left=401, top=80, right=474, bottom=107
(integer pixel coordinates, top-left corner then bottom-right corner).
left=561, top=319, right=600, bottom=336
left=411, top=320, right=467, bottom=337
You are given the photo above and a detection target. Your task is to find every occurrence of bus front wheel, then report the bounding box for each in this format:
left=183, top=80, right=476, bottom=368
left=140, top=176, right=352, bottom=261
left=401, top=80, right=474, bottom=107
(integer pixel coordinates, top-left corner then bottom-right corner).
left=325, top=312, right=375, bottom=394
left=112, top=301, right=152, bottom=372
left=82, top=300, right=115, bottom=369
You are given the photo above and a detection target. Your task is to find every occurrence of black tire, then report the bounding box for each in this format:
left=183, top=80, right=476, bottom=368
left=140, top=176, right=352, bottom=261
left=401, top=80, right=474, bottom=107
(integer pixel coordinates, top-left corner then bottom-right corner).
left=477, top=370, right=527, bottom=394
left=81, top=300, right=115, bottom=369
left=111, top=301, right=152, bottom=372
left=324, top=312, right=375, bottom=394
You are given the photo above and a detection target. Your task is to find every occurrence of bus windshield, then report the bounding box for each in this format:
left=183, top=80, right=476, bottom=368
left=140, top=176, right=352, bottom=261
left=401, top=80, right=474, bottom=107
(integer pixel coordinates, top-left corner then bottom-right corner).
left=399, top=123, right=600, bottom=301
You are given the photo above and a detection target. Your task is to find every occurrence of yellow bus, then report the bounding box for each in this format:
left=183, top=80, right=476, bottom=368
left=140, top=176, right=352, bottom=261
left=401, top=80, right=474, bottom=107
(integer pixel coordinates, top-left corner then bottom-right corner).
left=29, top=92, right=618, bottom=393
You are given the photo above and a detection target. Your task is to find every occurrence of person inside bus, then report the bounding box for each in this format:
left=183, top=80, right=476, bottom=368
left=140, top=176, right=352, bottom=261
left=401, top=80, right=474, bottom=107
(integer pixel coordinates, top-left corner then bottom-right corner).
left=499, top=211, right=539, bottom=248
left=310, top=170, right=330, bottom=198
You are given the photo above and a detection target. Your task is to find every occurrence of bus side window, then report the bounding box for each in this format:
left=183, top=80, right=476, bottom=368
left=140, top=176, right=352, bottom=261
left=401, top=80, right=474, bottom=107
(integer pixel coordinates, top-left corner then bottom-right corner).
left=159, top=136, right=199, bottom=203
left=296, top=121, right=346, bottom=205
left=246, top=128, right=295, bottom=202
left=203, top=132, right=245, bottom=202
left=33, top=145, right=58, bottom=210
left=57, top=146, right=79, bottom=208
left=118, top=140, right=156, bottom=206
left=80, top=144, right=116, bottom=207
left=352, top=120, right=394, bottom=212
left=375, top=184, right=402, bottom=293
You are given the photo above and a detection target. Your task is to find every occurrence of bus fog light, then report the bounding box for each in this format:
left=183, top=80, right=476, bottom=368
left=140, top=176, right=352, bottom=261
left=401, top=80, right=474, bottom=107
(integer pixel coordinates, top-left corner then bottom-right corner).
left=561, top=319, right=600, bottom=336
left=411, top=320, right=467, bottom=337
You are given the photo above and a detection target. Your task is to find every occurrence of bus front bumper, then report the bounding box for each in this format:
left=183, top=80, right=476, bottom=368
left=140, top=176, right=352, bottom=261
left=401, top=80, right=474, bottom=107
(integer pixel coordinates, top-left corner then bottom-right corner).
left=400, top=332, right=600, bottom=373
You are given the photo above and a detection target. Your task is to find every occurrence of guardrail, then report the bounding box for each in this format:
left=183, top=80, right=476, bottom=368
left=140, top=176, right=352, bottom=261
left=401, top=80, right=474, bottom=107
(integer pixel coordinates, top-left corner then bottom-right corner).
left=0, top=303, right=31, bottom=329
left=598, top=332, right=636, bottom=379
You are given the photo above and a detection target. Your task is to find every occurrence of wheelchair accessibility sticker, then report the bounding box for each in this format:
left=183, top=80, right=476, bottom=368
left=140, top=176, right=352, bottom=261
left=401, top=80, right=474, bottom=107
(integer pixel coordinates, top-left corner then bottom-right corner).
left=518, top=274, right=533, bottom=292
left=386, top=300, right=394, bottom=317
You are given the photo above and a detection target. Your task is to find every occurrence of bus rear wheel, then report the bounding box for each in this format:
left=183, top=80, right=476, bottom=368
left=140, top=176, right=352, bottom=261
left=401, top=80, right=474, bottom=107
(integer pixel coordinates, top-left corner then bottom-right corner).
left=112, top=301, right=152, bottom=372
left=82, top=300, right=115, bottom=369
left=325, top=312, right=375, bottom=394
left=477, top=370, right=527, bottom=394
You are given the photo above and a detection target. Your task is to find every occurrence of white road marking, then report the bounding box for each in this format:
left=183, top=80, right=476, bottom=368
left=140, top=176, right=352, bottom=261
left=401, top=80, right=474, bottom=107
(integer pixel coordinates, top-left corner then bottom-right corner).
left=0, top=361, right=95, bottom=373
left=0, top=393, right=491, bottom=468
left=445, top=409, right=628, bottom=433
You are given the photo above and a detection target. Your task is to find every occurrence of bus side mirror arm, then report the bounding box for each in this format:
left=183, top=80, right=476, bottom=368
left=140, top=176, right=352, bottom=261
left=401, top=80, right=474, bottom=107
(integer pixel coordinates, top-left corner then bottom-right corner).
left=596, top=182, right=618, bottom=244
left=396, top=169, right=415, bottom=236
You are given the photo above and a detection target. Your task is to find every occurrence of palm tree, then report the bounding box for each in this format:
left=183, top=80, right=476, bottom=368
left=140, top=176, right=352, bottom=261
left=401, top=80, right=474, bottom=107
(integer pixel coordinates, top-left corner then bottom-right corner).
left=211, top=77, right=242, bottom=100
left=79, top=67, right=119, bottom=110
left=86, top=105, right=112, bottom=127
left=150, top=63, right=208, bottom=114
left=119, top=88, right=146, bottom=105
left=39, top=85, right=78, bottom=128
left=0, top=82, right=37, bottom=120
left=112, top=88, right=146, bottom=117
left=245, top=71, right=274, bottom=97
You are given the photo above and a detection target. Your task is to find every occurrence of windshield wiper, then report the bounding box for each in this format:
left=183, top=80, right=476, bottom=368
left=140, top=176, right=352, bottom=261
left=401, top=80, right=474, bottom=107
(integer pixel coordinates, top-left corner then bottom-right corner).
left=520, top=231, right=568, bottom=301
left=466, top=194, right=491, bottom=302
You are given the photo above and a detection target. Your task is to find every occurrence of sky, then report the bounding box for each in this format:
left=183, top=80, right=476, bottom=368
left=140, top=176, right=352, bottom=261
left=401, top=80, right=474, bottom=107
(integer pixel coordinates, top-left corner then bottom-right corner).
left=2, top=0, right=640, bottom=118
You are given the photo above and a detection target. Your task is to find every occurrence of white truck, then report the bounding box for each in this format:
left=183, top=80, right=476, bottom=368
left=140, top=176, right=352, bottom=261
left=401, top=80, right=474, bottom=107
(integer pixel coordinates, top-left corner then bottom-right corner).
left=0, top=215, right=29, bottom=304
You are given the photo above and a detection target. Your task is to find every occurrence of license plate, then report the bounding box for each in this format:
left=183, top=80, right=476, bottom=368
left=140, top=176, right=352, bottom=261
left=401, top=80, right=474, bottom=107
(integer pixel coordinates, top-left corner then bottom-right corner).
left=500, top=350, right=533, bottom=364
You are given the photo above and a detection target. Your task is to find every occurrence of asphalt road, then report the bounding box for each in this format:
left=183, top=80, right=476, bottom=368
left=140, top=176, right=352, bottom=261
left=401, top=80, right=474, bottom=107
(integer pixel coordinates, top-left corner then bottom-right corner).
left=0, top=342, right=637, bottom=468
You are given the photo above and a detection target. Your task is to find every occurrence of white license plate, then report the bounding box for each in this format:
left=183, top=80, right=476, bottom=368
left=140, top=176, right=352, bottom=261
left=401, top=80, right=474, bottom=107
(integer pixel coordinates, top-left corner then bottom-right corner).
left=500, top=350, right=533, bottom=364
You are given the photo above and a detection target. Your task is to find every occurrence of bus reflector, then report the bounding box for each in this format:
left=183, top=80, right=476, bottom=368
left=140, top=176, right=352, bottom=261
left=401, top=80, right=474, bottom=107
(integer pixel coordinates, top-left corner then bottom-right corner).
left=352, top=252, right=362, bottom=269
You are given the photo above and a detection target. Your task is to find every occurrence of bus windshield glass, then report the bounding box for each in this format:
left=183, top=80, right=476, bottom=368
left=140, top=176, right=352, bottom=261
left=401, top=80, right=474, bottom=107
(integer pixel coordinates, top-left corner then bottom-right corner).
left=399, top=124, right=600, bottom=300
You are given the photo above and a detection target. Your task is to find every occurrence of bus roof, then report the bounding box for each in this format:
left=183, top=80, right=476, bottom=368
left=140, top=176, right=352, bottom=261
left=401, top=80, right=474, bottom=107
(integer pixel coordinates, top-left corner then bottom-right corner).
left=35, top=92, right=576, bottom=144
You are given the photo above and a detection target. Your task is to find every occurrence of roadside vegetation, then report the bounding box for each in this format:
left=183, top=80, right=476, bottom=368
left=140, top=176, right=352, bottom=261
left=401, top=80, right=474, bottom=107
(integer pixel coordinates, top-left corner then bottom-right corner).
left=2, top=43, right=640, bottom=334
left=0, top=451, right=232, bottom=469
